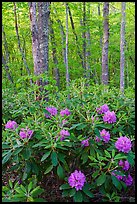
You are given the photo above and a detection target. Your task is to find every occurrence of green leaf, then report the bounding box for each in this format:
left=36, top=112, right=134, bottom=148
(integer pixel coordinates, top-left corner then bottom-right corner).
left=69, top=123, right=82, bottom=130
left=15, top=187, right=25, bottom=195
left=95, top=124, right=112, bottom=129
left=76, top=123, right=87, bottom=130
left=96, top=173, right=106, bottom=186
left=73, top=191, right=83, bottom=202
left=114, top=153, right=127, bottom=160
left=104, top=150, right=111, bottom=158
left=82, top=184, right=94, bottom=198
left=44, top=165, right=53, bottom=174
left=41, top=151, right=51, bottom=162
left=30, top=186, right=44, bottom=197
left=59, top=183, right=71, bottom=190
left=51, top=151, right=58, bottom=166
left=112, top=149, right=115, bottom=158
left=20, top=185, right=27, bottom=194
left=13, top=147, right=23, bottom=155
left=57, top=165, right=65, bottom=179
left=28, top=182, right=33, bottom=193
left=9, top=180, right=13, bottom=189
left=127, top=154, right=135, bottom=165
left=69, top=188, right=76, bottom=197
left=92, top=170, right=100, bottom=179
left=2, top=151, right=12, bottom=164
left=22, top=148, right=31, bottom=160
left=88, top=155, right=98, bottom=162
left=94, top=128, right=101, bottom=138
left=111, top=175, right=122, bottom=190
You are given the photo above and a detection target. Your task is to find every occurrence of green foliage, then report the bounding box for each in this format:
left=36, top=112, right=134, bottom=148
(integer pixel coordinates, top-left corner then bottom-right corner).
left=2, top=79, right=135, bottom=202
left=2, top=179, right=46, bottom=202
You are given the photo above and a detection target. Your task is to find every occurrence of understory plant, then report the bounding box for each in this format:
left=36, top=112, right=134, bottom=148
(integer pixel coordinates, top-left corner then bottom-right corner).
left=2, top=80, right=135, bottom=202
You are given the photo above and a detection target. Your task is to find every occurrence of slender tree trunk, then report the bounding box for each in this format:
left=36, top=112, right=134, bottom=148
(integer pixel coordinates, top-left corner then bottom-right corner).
left=13, top=2, right=32, bottom=85
left=49, top=19, right=60, bottom=89
left=67, top=3, right=83, bottom=68
left=85, top=3, right=91, bottom=80
left=2, top=54, right=13, bottom=83
left=65, top=3, right=70, bottom=88
left=2, top=25, right=10, bottom=62
left=53, top=7, right=66, bottom=66
left=82, top=2, right=86, bottom=71
left=102, top=2, right=109, bottom=85
left=120, top=2, right=126, bottom=94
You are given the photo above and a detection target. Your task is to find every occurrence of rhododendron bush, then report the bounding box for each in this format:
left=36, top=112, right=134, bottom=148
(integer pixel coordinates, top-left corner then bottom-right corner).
left=2, top=81, right=135, bottom=202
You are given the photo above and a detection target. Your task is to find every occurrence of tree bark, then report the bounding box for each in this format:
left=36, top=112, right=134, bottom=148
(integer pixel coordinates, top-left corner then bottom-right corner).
left=13, top=2, right=32, bottom=85
left=37, top=2, right=50, bottom=78
left=102, top=2, right=109, bottom=85
left=120, top=2, right=126, bottom=94
left=65, top=3, right=70, bottom=88
left=67, top=3, right=83, bottom=68
left=82, top=2, right=86, bottom=71
left=85, top=2, right=91, bottom=80
left=2, top=54, right=13, bottom=83
left=49, top=19, right=60, bottom=89
left=29, top=2, right=41, bottom=77
left=2, top=25, right=10, bottom=62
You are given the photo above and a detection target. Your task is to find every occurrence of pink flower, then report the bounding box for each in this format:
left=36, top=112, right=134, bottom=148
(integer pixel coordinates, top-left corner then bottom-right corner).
left=96, top=104, right=109, bottom=114
left=60, top=108, right=71, bottom=117
left=118, top=160, right=130, bottom=171
left=5, top=120, right=18, bottom=130
left=100, top=129, right=110, bottom=143
left=111, top=170, right=123, bottom=181
left=95, top=136, right=101, bottom=142
left=103, top=110, right=116, bottom=123
left=68, top=170, right=86, bottom=191
left=115, top=136, right=132, bottom=153
left=81, top=139, right=89, bottom=147
left=123, top=174, right=133, bottom=186
left=45, top=106, right=57, bottom=118
left=60, top=129, right=70, bottom=141
left=19, top=127, right=33, bottom=139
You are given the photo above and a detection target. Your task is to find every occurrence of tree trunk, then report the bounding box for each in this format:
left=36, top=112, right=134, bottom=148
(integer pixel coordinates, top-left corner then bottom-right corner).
left=120, top=2, right=126, bottom=94
left=102, top=2, right=109, bottom=85
left=49, top=19, right=60, bottom=89
left=29, top=2, right=41, bottom=77
left=67, top=3, right=83, bottom=68
left=82, top=2, right=86, bottom=71
left=85, top=2, right=91, bottom=80
left=65, top=3, right=70, bottom=88
left=2, top=54, right=13, bottom=83
left=37, top=2, right=50, bottom=78
left=2, top=25, right=10, bottom=62
left=13, top=2, right=32, bottom=85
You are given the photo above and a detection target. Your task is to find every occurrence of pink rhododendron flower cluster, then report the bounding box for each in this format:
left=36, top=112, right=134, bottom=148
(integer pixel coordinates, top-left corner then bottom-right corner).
left=60, top=129, right=70, bottom=141
left=60, top=108, right=71, bottom=117
left=68, top=170, right=86, bottom=191
left=115, top=136, right=132, bottom=153
left=5, top=120, right=18, bottom=130
left=100, top=129, right=110, bottom=143
left=96, top=104, right=109, bottom=114
left=81, top=138, right=89, bottom=147
left=45, top=106, right=58, bottom=118
left=103, top=111, right=116, bottom=124
left=19, top=127, right=33, bottom=139
left=112, top=171, right=133, bottom=186
left=95, top=129, right=110, bottom=143
left=118, top=160, right=130, bottom=171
